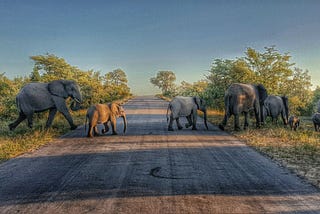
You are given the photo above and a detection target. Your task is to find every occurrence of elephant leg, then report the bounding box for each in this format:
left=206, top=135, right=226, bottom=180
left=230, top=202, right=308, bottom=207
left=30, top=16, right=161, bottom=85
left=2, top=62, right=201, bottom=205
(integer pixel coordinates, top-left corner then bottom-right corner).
left=281, top=112, right=288, bottom=126
left=192, top=111, right=197, bottom=130
left=45, top=108, right=57, bottom=128
left=254, top=109, right=261, bottom=128
left=8, top=112, right=27, bottom=130
left=185, top=115, right=192, bottom=128
left=87, top=124, right=94, bottom=137
left=168, top=115, right=174, bottom=131
left=94, top=125, right=100, bottom=136
left=102, top=122, right=110, bottom=134
left=219, top=114, right=229, bottom=130
left=243, top=112, right=249, bottom=130
left=111, top=117, right=118, bottom=135
left=176, top=118, right=183, bottom=130
left=53, top=97, right=77, bottom=130
left=26, top=112, right=34, bottom=129
left=234, top=114, right=241, bottom=131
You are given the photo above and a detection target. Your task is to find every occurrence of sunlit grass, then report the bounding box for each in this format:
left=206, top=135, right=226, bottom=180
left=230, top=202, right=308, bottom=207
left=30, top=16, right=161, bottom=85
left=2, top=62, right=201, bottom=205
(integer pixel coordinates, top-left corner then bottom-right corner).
left=0, top=98, right=131, bottom=163
left=0, top=111, right=86, bottom=163
left=207, top=110, right=320, bottom=187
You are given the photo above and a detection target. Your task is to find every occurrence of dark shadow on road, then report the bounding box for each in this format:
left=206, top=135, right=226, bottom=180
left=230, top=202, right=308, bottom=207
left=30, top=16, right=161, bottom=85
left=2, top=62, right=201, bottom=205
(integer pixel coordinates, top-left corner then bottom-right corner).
left=1, top=145, right=319, bottom=206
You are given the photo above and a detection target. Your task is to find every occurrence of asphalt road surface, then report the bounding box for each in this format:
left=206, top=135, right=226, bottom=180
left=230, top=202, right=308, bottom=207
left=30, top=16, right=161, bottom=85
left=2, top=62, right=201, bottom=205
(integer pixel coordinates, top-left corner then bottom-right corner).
left=1, top=96, right=320, bottom=213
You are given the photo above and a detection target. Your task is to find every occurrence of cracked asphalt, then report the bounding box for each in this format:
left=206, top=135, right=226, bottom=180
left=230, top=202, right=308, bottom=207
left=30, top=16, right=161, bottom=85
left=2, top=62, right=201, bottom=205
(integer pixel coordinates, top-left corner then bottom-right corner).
left=1, top=96, right=320, bottom=213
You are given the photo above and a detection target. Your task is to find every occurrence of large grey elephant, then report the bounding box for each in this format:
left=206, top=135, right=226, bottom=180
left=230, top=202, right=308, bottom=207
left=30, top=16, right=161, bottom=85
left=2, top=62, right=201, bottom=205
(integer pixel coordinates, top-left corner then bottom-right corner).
left=263, top=95, right=289, bottom=125
left=167, top=96, right=208, bottom=131
left=219, top=83, right=268, bottom=131
left=312, top=113, right=320, bottom=131
left=8, top=80, right=82, bottom=130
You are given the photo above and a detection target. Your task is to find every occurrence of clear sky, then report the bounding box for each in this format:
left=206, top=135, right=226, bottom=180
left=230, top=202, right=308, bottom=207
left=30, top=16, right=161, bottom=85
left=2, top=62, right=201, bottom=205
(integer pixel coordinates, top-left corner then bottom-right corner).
left=1, top=0, right=320, bottom=95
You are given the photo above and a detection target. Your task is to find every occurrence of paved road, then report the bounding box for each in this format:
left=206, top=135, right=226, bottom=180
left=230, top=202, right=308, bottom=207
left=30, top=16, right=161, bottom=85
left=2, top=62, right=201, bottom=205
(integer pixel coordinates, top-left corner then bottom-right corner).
left=1, top=96, right=320, bottom=213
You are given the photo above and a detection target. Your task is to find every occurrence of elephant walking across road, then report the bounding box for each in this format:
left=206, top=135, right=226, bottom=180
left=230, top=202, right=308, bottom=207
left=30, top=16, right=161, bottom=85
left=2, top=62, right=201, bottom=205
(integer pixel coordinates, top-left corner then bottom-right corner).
left=219, top=83, right=268, bottom=131
left=263, top=95, right=289, bottom=126
left=85, top=102, right=127, bottom=137
left=312, top=113, right=320, bottom=132
left=9, top=80, right=82, bottom=130
left=166, top=96, right=208, bottom=131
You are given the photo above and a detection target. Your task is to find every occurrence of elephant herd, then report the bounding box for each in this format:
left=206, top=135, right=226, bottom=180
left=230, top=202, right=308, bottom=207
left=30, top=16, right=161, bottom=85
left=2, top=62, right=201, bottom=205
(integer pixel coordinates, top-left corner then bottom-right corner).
left=7, top=80, right=320, bottom=136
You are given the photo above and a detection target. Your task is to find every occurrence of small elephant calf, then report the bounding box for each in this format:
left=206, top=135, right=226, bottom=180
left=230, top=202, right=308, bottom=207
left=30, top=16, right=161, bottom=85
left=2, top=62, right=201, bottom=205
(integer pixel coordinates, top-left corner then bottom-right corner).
left=85, top=102, right=127, bottom=137
left=312, top=113, right=320, bottom=132
left=288, top=115, right=300, bottom=131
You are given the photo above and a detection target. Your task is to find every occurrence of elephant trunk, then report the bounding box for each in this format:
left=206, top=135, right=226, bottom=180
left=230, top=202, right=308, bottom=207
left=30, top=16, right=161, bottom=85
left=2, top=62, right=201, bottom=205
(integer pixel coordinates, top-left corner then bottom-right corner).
left=203, top=109, right=209, bottom=130
left=70, top=98, right=81, bottom=111
left=122, top=114, right=127, bottom=133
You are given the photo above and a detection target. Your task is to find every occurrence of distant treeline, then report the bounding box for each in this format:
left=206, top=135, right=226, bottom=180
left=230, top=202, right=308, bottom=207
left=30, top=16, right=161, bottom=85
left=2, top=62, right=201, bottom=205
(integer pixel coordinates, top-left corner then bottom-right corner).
left=150, top=46, right=320, bottom=116
left=0, top=54, right=131, bottom=119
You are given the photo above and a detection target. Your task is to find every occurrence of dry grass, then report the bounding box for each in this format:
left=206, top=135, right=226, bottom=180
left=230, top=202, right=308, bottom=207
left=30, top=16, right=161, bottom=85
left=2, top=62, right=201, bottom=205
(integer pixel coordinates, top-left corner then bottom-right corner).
left=0, top=111, right=86, bottom=162
left=207, top=111, right=320, bottom=188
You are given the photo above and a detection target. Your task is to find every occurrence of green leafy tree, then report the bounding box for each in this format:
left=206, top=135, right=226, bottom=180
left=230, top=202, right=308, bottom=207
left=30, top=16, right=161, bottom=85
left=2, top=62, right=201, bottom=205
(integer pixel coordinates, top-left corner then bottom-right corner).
left=150, top=71, right=176, bottom=97
left=205, top=46, right=312, bottom=115
left=178, top=80, right=208, bottom=97
left=104, top=69, right=131, bottom=101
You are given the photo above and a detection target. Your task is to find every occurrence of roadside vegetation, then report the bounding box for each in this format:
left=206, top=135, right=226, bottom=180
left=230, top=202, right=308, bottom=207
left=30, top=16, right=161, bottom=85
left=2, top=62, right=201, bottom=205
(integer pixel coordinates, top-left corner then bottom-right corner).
left=151, top=46, right=320, bottom=188
left=206, top=112, right=320, bottom=188
left=0, top=54, right=131, bottom=162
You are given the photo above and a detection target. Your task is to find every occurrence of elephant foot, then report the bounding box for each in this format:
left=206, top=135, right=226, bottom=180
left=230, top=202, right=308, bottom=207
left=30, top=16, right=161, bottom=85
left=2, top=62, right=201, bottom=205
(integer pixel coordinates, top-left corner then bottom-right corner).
left=168, top=127, right=174, bottom=131
left=70, top=125, right=78, bottom=130
left=192, top=127, right=197, bottom=130
left=178, top=126, right=183, bottom=130
left=218, top=124, right=224, bottom=131
left=185, top=123, right=191, bottom=128
left=112, top=132, right=118, bottom=135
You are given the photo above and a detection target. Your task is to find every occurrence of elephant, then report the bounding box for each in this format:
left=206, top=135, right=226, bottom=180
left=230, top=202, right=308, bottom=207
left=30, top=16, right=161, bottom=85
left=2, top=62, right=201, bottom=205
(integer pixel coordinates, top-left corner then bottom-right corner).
left=312, top=113, right=320, bottom=131
left=85, top=102, right=127, bottom=137
left=9, top=80, right=82, bottom=130
left=288, top=115, right=300, bottom=131
left=166, top=96, right=208, bottom=131
left=263, top=95, right=289, bottom=126
left=219, top=83, right=268, bottom=131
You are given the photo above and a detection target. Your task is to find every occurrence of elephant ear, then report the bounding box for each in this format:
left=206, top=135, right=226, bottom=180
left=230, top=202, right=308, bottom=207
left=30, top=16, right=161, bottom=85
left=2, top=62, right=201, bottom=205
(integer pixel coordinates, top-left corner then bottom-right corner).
left=110, top=103, right=120, bottom=116
left=193, top=96, right=200, bottom=110
left=48, top=80, right=68, bottom=98
left=256, top=84, right=268, bottom=104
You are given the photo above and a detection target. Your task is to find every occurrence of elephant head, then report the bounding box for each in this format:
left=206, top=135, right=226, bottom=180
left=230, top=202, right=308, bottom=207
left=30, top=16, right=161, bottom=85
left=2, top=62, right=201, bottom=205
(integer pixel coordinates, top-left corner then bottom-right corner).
left=48, top=80, right=82, bottom=111
left=110, top=103, right=127, bottom=133
left=193, top=96, right=209, bottom=130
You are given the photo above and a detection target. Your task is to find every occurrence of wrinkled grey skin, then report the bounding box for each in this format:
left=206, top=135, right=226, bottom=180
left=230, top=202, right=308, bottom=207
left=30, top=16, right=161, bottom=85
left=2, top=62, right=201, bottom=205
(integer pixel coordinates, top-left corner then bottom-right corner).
left=9, top=80, right=82, bottom=130
left=288, top=115, right=300, bottom=131
left=263, top=95, right=289, bottom=126
left=312, top=113, right=320, bottom=131
left=219, top=83, right=268, bottom=131
left=167, top=96, right=208, bottom=131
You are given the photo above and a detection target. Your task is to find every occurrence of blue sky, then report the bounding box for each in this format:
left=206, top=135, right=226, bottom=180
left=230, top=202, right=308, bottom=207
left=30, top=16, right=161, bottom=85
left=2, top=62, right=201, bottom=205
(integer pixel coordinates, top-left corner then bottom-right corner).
left=1, top=0, right=320, bottom=95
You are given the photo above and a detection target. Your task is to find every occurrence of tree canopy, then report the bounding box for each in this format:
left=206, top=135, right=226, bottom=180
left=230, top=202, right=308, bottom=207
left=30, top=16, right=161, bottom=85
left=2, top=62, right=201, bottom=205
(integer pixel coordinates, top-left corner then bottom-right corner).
left=0, top=54, right=131, bottom=119
left=150, top=71, right=177, bottom=96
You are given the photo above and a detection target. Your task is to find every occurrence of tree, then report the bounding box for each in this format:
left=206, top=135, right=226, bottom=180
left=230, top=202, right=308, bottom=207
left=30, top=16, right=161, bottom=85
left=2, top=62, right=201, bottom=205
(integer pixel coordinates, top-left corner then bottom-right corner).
left=104, top=69, right=131, bottom=101
left=205, top=46, right=312, bottom=115
left=150, top=71, right=176, bottom=96
left=178, top=80, right=208, bottom=97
